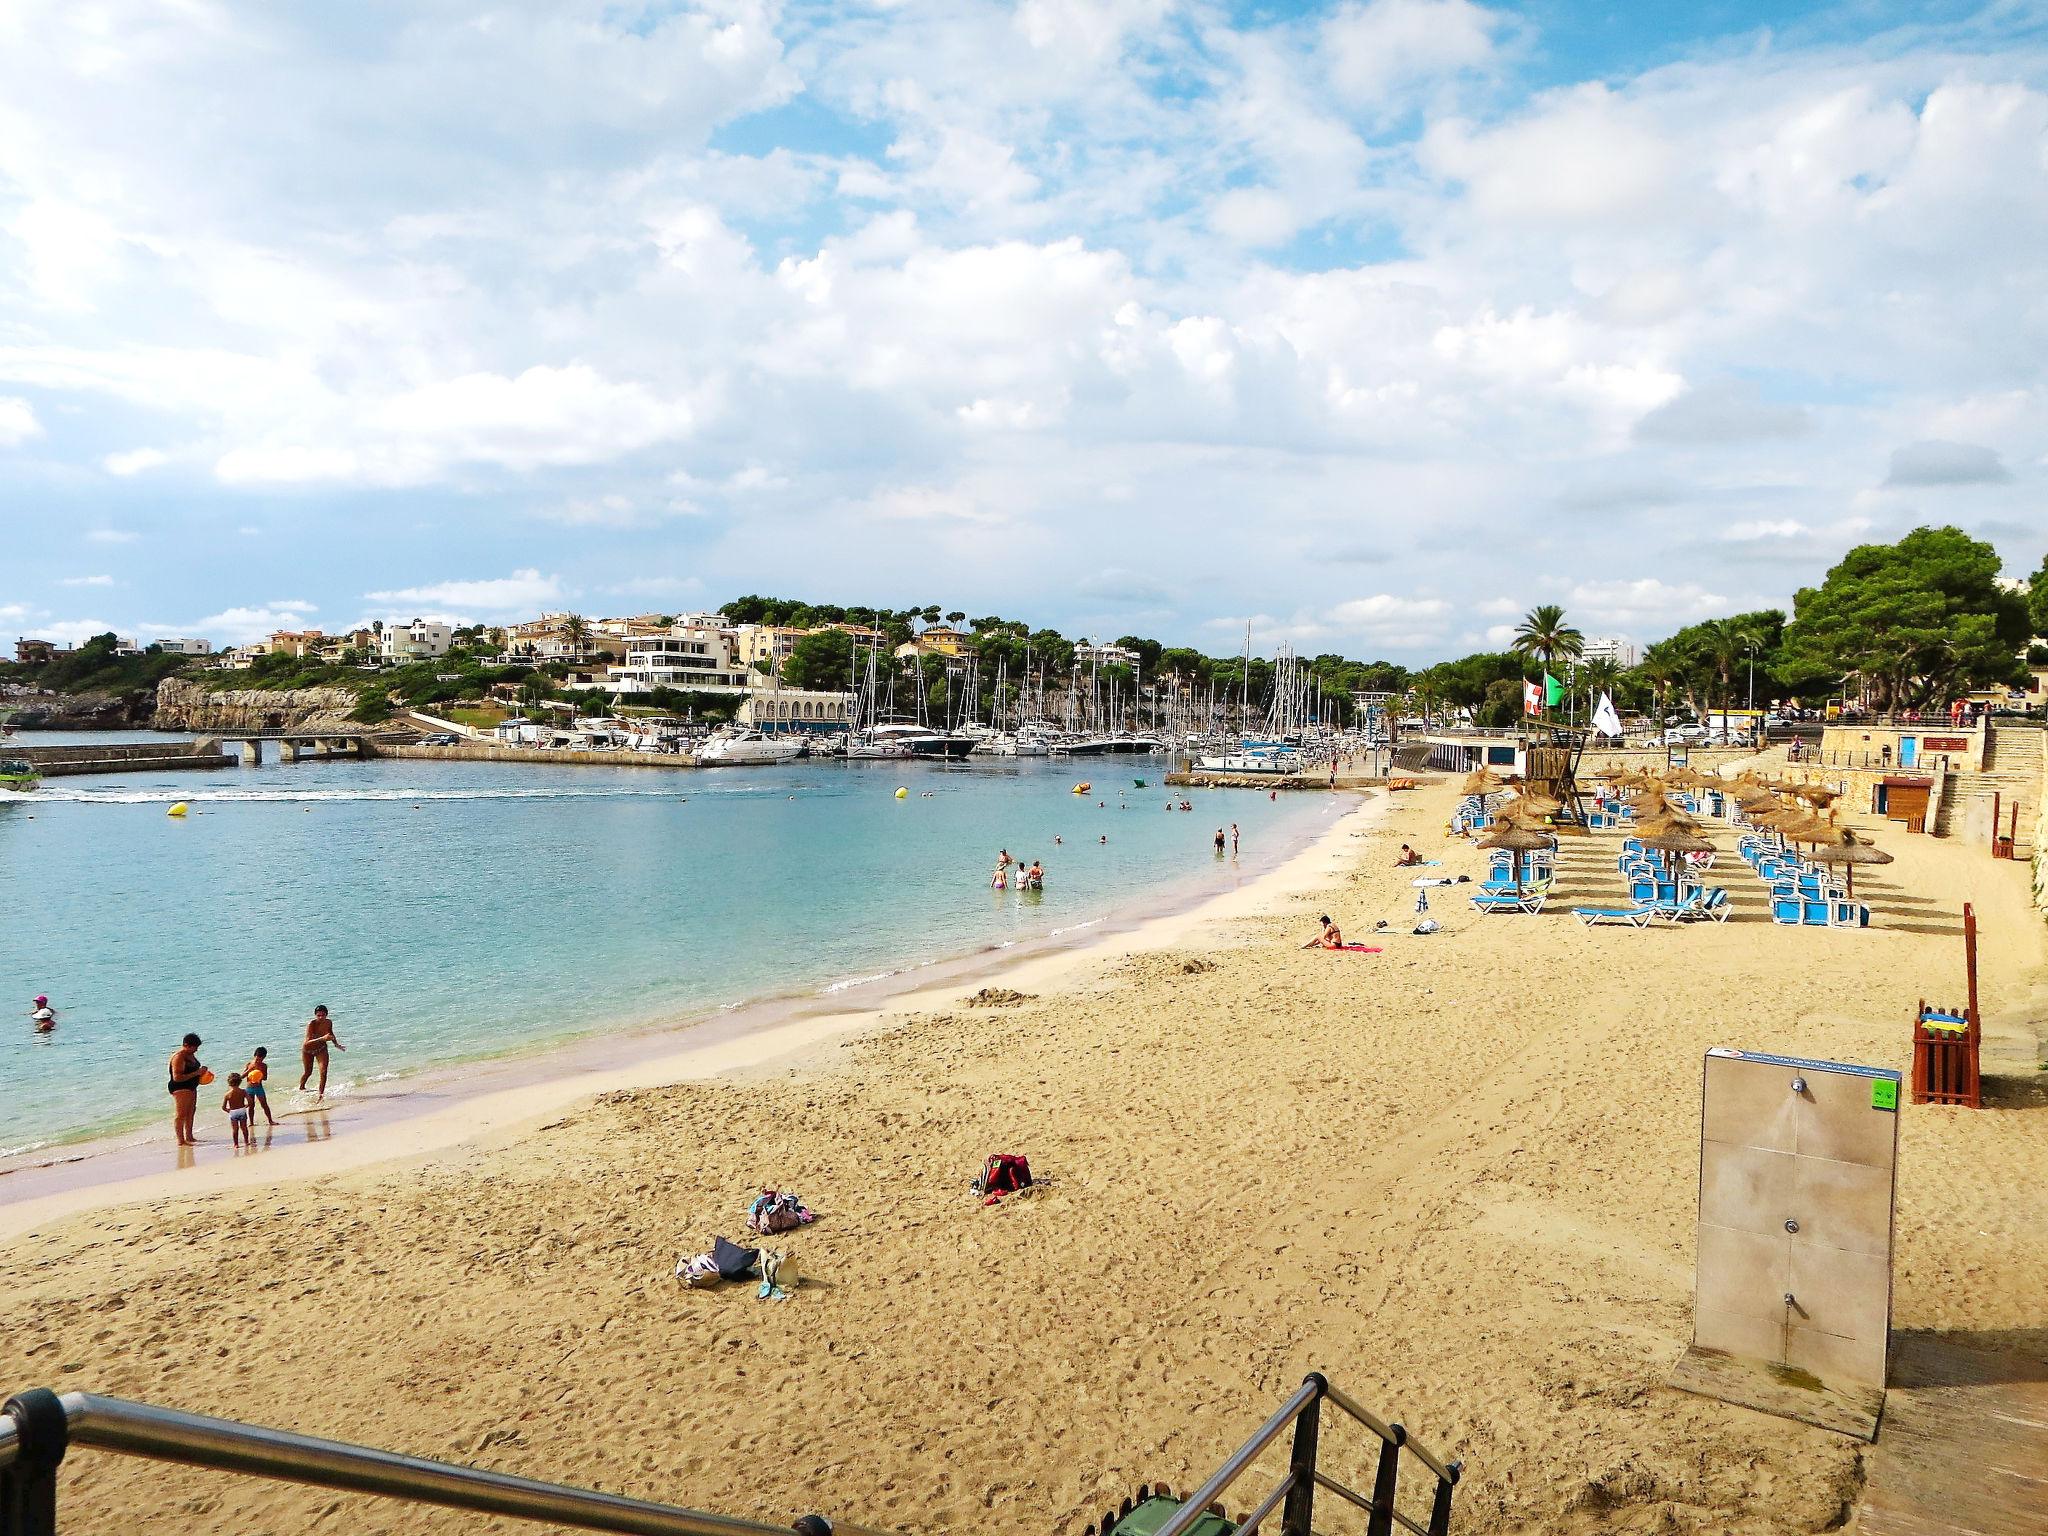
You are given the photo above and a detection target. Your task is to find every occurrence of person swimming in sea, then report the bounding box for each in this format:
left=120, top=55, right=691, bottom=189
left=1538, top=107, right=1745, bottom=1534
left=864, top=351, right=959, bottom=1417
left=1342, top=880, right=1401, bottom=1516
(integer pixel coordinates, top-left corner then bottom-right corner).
left=29, top=994, right=55, bottom=1032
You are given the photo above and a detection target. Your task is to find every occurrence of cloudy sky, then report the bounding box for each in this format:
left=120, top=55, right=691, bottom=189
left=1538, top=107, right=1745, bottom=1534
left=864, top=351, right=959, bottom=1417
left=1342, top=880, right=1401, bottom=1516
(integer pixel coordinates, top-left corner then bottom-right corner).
left=1, top=0, right=2044, bottom=661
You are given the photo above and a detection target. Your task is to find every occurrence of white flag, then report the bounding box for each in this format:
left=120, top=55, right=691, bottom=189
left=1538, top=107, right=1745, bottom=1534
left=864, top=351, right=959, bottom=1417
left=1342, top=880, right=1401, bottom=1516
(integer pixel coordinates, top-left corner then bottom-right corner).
left=1592, top=690, right=1623, bottom=739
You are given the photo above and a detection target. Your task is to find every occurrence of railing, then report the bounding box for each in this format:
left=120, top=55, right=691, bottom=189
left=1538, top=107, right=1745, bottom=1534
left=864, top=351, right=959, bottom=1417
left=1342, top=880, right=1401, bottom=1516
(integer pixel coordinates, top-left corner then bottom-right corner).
left=0, top=1389, right=884, bottom=1536
left=2, top=1374, right=1461, bottom=1536
left=1144, top=1373, right=1459, bottom=1536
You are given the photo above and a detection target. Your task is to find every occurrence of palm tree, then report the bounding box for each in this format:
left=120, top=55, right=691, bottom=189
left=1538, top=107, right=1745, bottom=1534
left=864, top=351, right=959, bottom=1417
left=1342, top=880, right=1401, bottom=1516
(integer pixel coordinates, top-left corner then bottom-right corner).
left=1694, top=618, right=1764, bottom=710
left=1511, top=604, right=1585, bottom=676
left=1579, top=657, right=1620, bottom=718
left=1636, top=645, right=1683, bottom=726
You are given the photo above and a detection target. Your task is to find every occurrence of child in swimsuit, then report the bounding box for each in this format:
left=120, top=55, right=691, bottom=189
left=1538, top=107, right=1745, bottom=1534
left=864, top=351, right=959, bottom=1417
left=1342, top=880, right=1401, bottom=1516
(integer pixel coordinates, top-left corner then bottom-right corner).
left=243, top=1047, right=275, bottom=1127
left=222, top=1073, right=253, bottom=1148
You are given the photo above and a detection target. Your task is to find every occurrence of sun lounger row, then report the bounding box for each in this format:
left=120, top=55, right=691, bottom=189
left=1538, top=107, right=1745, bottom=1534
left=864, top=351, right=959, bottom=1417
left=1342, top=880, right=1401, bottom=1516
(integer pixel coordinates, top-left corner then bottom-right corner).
left=1734, top=837, right=1868, bottom=927
left=1571, top=885, right=1730, bottom=926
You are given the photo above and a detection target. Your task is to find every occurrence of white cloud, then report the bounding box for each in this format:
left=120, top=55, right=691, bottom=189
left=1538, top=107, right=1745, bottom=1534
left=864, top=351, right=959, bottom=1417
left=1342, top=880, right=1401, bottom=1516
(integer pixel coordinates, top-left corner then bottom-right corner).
left=607, top=575, right=704, bottom=600
left=102, top=447, right=167, bottom=476
left=2, top=2, right=2047, bottom=661
left=185, top=602, right=318, bottom=644
left=365, top=570, right=566, bottom=619
left=1722, top=520, right=1808, bottom=541
left=1882, top=440, right=2010, bottom=487
left=85, top=529, right=138, bottom=545
left=1324, top=0, right=1505, bottom=104
left=0, top=396, right=41, bottom=446
left=858, top=484, right=1001, bottom=525
left=58, top=574, right=114, bottom=587
left=1567, top=578, right=1732, bottom=628
left=1633, top=381, right=1812, bottom=446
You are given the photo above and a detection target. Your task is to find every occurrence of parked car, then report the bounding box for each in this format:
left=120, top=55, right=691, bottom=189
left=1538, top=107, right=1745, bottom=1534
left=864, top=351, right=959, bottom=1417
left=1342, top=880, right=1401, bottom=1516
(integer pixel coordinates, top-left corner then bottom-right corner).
left=1662, top=725, right=1706, bottom=744
left=419, top=732, right=460, bottom=746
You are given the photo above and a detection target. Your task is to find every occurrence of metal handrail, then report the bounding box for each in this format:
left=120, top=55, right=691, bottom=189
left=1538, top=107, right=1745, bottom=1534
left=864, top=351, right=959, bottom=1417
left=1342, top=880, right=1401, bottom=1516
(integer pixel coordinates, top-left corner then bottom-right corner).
left=1148, top=1381, right=1320, bottom=1536
left=0, top=1390, right=886, bottom=1536
left=1146, top=1375, right=1460, bottom=1536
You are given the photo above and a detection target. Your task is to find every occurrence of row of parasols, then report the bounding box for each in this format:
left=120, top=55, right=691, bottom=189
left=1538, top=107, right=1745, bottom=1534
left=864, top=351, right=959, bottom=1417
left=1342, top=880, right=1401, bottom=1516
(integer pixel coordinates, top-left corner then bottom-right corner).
left=1600, top=765, right=1895, bottom=896
left=1452, top=763, right=1894, bottom=897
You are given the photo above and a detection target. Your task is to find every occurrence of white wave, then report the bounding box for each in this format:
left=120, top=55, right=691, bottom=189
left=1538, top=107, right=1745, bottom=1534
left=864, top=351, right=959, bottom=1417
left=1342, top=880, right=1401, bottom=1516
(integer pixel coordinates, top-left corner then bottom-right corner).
left=1047, top=917, right=1104, bottom=937
left=819, top=969, right=898, bottom=994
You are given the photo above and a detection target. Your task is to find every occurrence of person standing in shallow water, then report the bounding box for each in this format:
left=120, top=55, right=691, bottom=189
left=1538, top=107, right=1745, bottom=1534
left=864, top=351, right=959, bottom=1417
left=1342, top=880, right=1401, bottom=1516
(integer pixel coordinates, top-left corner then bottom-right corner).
left=299, top=1005, right=345, bottom=1098
left=168, top=1033, right=205, bottom=1145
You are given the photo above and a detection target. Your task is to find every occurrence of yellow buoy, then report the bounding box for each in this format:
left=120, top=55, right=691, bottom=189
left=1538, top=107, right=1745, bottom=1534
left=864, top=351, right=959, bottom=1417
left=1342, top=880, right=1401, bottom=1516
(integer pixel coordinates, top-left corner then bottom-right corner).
left=167, top=802, right=189, bottom=817
left=895, top=787, right=909, bottom=799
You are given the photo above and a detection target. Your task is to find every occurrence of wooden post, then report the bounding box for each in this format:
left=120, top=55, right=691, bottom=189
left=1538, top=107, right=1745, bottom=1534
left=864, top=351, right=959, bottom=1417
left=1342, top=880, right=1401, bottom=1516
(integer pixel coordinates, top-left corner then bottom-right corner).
left=1964, top=901, right=1981, bottom=1108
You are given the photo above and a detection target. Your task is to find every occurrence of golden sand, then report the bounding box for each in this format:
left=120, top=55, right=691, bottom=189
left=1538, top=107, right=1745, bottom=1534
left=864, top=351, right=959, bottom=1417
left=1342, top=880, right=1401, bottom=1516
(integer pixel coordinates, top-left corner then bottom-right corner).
left=3, top=782, right=2044, bottom=1535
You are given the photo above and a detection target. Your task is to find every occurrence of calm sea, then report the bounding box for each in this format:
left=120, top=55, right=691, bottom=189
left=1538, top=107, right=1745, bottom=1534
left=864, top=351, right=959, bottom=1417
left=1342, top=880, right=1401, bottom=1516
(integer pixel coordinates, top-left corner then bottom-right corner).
left=0, top=735, right=1333, bottom=1155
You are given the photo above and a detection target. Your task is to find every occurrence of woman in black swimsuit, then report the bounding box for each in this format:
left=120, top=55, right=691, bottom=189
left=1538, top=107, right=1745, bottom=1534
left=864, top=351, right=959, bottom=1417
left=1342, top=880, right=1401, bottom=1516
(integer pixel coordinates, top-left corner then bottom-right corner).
left=168, top=1032, right=205, bottom=1146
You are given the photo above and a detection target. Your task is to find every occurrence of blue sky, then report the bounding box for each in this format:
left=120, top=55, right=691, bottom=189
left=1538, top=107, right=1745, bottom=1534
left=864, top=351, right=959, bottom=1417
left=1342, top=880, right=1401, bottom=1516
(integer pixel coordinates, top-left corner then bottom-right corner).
left=1, top=0, right=2044, bottom=661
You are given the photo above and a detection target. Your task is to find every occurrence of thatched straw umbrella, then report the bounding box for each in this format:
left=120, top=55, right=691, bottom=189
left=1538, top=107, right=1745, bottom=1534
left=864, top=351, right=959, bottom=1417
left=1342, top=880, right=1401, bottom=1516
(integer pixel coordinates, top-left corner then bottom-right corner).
left=1807, top=829, right=1893, bottom=897
left=1478, top=820, right=1556, bottom=895
left=1511, top=789, right=1563, bottom=815
left=1790, top=783, right=1839, bottom=807
left=1460, top=767, right=1505, bottom=797
left=1779, top=813, right=1841, bottom=846
left=1636, top=823, right=1716, bottom=885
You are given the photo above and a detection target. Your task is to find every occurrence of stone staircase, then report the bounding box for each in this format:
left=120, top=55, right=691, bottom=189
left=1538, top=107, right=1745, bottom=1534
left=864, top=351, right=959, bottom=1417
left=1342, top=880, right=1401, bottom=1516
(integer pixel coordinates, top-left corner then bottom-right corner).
left=1935, top=722, right=2042, bottom=850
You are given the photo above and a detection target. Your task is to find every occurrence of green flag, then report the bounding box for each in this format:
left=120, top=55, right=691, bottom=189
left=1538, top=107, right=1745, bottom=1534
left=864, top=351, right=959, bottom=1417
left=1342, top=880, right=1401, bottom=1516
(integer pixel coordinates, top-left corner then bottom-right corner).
left=1544, top=673, right=1563, bottom=707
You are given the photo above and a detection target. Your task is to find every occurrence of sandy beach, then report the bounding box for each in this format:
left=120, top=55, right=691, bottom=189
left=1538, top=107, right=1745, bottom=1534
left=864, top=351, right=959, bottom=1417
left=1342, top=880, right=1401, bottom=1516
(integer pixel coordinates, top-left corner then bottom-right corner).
left=3, top=778, right=2044, bottom=1536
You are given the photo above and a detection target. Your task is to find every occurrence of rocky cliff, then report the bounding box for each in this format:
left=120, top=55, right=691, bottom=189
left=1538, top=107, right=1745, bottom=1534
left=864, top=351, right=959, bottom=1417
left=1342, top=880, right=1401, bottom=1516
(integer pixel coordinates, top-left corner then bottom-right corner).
left=153, top=676, right=368, bottom=733
left=1, top=688, right=159, bottom=728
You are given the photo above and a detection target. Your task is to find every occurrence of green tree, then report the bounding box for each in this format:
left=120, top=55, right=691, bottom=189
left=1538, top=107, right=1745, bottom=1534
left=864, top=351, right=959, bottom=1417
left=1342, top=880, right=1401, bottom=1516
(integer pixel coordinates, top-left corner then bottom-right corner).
left=1782, top=526, right=2030, bottom=709
left=1510, top=604, right=1584, bottom=676
left=1114, top=635, right=1164, bottom=675
left=783, top=628, right=856, bottom=690
left=2027, top=552, right=2048, bottom=639
left=1477, top=677, right=1523, bottom=728
left=1693, top=617, right=1767, bottom=710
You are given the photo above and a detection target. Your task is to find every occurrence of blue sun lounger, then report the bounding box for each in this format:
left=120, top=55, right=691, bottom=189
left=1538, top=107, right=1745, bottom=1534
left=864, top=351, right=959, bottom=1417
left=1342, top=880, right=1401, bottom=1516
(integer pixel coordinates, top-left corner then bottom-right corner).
left=1573, top=905, right=1656, bottom=928
left=1472, top=889, right=1547, bottom=914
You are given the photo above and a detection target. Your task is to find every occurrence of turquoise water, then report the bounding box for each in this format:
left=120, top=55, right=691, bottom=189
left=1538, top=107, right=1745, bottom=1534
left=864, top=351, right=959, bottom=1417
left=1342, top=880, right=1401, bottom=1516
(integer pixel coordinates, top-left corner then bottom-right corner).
left=0, top=740, right=1332, bottom=1155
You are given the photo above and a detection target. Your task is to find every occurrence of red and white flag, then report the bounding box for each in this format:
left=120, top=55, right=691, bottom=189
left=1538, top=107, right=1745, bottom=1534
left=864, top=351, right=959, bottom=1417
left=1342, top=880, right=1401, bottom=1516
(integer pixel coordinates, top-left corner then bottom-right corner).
left=1523, top=680, right=1542, bottom=715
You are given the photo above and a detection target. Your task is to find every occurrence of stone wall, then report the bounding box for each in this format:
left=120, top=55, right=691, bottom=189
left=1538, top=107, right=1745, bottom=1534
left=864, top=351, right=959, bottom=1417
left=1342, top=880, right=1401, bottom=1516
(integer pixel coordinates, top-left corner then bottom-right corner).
left=369, top=741, right=699, bottom=770
left=153, top=677, right=363, bottom=733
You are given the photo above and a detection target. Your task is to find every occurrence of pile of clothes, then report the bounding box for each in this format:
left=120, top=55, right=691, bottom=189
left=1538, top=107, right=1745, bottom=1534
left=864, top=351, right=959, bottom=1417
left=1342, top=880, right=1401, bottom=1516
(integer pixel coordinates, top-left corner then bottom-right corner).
left=971, top=1153, right=1036, bottom=1206
left=676, top=1187, right=818, bottom=1300
left=747, top=1188, right=817, bottom=1235
left=676, top=1236, right=800, bottom=1300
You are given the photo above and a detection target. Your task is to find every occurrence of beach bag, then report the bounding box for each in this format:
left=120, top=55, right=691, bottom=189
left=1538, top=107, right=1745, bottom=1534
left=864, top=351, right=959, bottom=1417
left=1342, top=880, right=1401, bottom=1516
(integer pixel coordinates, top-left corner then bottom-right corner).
left=974, top=1154, right=1033, bottom=1196
left=748, top=1190, right=814, bottom=1235
left=759, top=1249, right=800, bottom=1291
left=712, top=1236, right=761, bottom=1282
left=678, top=1251, right=722, bottom=1288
